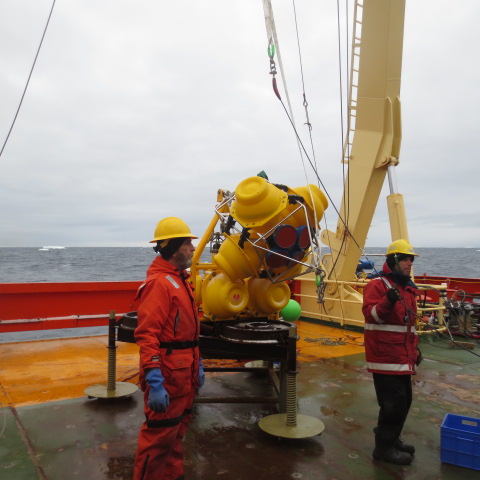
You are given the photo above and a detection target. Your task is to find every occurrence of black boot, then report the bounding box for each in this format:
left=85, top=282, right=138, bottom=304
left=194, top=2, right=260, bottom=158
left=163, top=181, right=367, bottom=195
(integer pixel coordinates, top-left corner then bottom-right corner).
left=394, top=437, right=415, bottom=455
left=373, top=436, right=412, bottom=465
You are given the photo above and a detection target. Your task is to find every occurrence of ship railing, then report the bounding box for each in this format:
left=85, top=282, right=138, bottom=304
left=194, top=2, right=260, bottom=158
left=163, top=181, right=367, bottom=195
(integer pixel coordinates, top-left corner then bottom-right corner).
left=0, top=313, right=128, bottom=334
left=293, top=276, right=448, bottom=334
left=415, top=282, right=448, bottom=334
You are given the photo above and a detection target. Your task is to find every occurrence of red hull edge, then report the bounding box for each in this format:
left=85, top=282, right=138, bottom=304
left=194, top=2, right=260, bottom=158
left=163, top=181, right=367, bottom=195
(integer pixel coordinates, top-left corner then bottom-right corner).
left=415, top=274, right=480, bottom=303
left=0, top=281, right=142, bottom=333
left=1, top=276, right=479, bottom=334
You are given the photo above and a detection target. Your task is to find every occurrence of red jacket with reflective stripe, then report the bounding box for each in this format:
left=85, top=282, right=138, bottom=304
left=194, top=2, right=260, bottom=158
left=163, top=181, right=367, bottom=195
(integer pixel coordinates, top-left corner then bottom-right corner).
left=134, top=256, right=200, bottom=394
left=362, top=262, right=419, bottom=375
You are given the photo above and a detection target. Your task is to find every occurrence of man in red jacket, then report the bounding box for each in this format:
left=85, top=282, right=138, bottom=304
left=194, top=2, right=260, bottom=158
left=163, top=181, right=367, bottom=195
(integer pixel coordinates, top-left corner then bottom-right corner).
left=133, top=217, right=205, bottom=480
left=362, top=239, right=421, bottom=466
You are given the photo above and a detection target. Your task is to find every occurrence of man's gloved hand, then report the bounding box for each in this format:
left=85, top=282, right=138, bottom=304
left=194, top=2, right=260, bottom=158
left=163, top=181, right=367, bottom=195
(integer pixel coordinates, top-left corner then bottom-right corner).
left=146, top=369, right=169, bottom=412
left=386, top=287, right=402, bottom=303
left=198, top=358, right=205, bottom=389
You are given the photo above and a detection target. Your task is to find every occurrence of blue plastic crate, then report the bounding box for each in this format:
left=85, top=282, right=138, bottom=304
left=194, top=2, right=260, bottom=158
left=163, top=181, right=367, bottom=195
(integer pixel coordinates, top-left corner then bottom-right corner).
left=441, top=413, right=480, bottom=471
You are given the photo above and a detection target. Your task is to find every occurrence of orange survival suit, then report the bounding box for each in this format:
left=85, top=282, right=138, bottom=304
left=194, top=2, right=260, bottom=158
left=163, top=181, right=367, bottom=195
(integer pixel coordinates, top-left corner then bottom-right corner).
left=133, top=256, right=200, bottom=480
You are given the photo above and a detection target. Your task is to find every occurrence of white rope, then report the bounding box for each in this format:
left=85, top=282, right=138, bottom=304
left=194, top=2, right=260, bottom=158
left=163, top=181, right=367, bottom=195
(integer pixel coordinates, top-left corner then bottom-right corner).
left=261, top=0, right=308, bottom=179
left=262, top=1, right=323, bottom=271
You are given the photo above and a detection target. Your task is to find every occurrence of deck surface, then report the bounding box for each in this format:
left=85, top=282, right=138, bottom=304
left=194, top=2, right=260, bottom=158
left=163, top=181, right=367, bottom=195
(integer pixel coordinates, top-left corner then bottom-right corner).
left=1, top=320, right=480, bottom=479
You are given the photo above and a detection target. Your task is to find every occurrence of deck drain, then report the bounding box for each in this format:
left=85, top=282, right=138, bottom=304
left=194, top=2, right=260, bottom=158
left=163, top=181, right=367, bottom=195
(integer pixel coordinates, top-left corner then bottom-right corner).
left=344, top=417, right=353, bottom=422
left=348, top=453, right=359, bottom=459
left=291, top=474, right=303, bottom=479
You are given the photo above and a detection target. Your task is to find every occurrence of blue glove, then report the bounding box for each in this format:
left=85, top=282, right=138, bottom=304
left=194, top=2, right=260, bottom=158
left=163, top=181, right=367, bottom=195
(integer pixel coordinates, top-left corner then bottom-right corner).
left=146, top=369, right=169, bottom=412
left=198, top=359, right=205, bottom=389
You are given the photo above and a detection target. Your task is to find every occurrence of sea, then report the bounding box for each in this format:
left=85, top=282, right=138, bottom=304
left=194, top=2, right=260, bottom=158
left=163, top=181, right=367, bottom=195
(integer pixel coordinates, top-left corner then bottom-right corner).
left=1, top=246, right=479, bottom=343
left=0, top=246, right=479, bottom=283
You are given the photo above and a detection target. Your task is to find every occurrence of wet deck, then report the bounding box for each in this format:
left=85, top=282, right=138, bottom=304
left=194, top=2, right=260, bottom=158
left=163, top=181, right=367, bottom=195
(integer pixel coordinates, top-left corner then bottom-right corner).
left=1, top=321, right=480, bottom=479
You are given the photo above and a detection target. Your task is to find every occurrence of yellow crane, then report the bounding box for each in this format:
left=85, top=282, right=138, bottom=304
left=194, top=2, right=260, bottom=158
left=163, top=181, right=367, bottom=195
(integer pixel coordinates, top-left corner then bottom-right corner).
left=190, top=0, right=445, bottom=332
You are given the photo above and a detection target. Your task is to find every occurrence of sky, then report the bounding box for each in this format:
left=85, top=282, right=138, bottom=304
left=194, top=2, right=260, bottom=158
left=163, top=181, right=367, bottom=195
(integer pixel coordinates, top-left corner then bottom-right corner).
left=0, top=0, right=479, bottom=248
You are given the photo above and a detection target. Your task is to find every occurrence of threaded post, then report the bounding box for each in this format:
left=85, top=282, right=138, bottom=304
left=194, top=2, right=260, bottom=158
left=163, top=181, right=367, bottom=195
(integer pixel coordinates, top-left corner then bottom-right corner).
left=107, top=310, right=117, bottom=391
left=285, top=372, right=297, bottom=426
left=285, top=324, right=298, bottom=426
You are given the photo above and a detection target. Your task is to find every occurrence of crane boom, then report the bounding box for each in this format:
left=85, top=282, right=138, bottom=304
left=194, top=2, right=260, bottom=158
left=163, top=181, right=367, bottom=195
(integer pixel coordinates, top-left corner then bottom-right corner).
left=319, top=0, right=407, bottom=325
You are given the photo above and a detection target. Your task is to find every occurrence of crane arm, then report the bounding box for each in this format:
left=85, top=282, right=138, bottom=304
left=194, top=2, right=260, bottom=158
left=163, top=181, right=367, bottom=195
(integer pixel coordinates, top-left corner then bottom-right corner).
left=322, top=0, right=406, bottom=282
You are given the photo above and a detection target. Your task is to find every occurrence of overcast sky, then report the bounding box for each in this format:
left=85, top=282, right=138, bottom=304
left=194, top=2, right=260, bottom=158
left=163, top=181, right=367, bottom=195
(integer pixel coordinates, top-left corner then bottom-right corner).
left=0, top=0, right=478, bottom=249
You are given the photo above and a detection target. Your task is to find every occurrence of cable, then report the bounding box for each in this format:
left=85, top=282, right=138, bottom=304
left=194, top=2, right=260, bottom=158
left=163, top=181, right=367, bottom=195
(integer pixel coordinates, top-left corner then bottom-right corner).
left=393, top=291, right=480, bottom=358
left=0, top=0, right=57, bottom=160
left=269, top=1, right=471, bottom=346
left=268, top=0, right=376, bottom=286
left=419, top=322, right=480, bottom=358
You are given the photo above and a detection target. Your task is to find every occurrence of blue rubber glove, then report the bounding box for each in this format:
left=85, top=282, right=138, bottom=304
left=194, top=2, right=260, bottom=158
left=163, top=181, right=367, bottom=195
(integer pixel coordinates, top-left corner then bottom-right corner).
left=146, top=369, right=169, bottom=412
left=198, top=358, right=205, bottom=389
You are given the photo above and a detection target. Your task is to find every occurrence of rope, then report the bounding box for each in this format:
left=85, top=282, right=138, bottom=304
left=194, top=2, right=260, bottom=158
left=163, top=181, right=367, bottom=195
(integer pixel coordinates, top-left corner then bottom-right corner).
left=263, top=1, right=368, bottom=284
left=0, top=0, right=57, bottom=159
left=263, top=0, right=326, bottom=272
left=290, top=0, right=327, bottom=270
left=263, top=1, right=461, bottom=343
left=262, top=0, right=305, bottom=167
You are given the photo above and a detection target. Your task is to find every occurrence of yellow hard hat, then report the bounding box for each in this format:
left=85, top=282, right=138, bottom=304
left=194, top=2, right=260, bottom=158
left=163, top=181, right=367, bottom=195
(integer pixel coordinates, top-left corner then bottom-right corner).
left=385, top=239, right=418, bottom=257
left=150, top=217, right=198, bottom=244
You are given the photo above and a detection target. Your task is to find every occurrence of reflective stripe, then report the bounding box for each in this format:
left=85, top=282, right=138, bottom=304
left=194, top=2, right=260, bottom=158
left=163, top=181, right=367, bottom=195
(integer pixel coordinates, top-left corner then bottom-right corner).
left=366, top=362, right=411, bottom=372
left=165, top=275, right=180, bottom=289
left=371, top=305, right=384, bottom=324
left=365, top=323, right=417, bottom=334
left=134, top=282, right=148, bottom=301
left=382, top=277, right=393, bottom=289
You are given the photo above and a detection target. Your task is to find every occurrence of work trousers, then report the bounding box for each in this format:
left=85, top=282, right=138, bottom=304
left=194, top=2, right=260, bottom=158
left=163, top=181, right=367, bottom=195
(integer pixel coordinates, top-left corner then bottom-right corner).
left=372, top=373, right=412, bottom=444
left=133, top=392, right=194, bottom=480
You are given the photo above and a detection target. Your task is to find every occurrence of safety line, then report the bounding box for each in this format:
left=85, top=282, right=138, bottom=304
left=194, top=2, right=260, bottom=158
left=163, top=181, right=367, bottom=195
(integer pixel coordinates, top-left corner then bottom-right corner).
left=0, top=0, right=57, bottom=160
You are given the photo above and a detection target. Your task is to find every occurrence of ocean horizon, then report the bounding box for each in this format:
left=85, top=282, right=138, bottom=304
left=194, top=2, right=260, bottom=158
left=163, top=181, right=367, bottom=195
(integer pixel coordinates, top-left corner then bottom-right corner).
left=1, top=246, right=479, bottom=283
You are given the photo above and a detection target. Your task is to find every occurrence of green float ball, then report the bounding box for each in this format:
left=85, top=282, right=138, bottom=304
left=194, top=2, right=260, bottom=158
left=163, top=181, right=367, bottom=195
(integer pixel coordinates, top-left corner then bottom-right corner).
left=281, top=299, right=302, bottom=322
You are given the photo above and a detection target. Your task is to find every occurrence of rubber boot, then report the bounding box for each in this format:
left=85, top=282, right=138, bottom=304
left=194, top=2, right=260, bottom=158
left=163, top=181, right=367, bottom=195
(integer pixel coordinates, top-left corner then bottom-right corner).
left=394, top=437, right=415, bottom=455
left=373, top=436, right=413, bottom=465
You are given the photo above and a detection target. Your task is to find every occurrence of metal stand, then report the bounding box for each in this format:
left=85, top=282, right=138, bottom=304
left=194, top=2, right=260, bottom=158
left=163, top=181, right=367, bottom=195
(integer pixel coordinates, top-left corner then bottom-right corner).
left=258, top=325, right=325, bottom=438
left=85, top=311, right=138, bottom=399
left=199, top=322, right=325, bottom=438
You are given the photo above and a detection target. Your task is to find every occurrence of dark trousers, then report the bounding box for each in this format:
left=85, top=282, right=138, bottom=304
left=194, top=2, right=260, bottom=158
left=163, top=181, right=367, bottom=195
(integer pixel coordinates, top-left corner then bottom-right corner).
left=373, top=373, right=412, bottom=444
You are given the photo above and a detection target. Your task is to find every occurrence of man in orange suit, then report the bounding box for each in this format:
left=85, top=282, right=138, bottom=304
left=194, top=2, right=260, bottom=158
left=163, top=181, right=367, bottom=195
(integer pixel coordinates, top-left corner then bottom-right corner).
left=133, top=217, right=205, bottom=480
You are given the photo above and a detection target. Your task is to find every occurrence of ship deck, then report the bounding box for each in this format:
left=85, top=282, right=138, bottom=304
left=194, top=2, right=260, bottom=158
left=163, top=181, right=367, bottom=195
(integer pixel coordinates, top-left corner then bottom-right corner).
left=1, top=320, right=480, bottom=479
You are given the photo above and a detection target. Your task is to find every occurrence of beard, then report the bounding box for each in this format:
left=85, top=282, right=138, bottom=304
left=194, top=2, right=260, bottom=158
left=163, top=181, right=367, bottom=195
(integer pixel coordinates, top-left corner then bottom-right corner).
left=175, top=250, right=193, bottom=270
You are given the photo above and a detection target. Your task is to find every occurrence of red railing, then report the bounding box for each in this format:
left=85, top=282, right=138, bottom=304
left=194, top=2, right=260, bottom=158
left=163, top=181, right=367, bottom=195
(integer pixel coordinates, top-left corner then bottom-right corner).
left=0, top=281, right=141, bottom=332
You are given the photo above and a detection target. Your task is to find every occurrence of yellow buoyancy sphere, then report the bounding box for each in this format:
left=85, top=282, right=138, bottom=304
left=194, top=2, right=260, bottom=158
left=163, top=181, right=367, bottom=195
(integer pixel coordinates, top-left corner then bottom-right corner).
left=289, top=184, right=328, bottom=227
left=230, top=176, right=288, bottom=228
left=247, top=278, right=291, bottom=314
left=201, top=272, right=249, bottom=320
left=213, top=233, right=264, bottom=281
